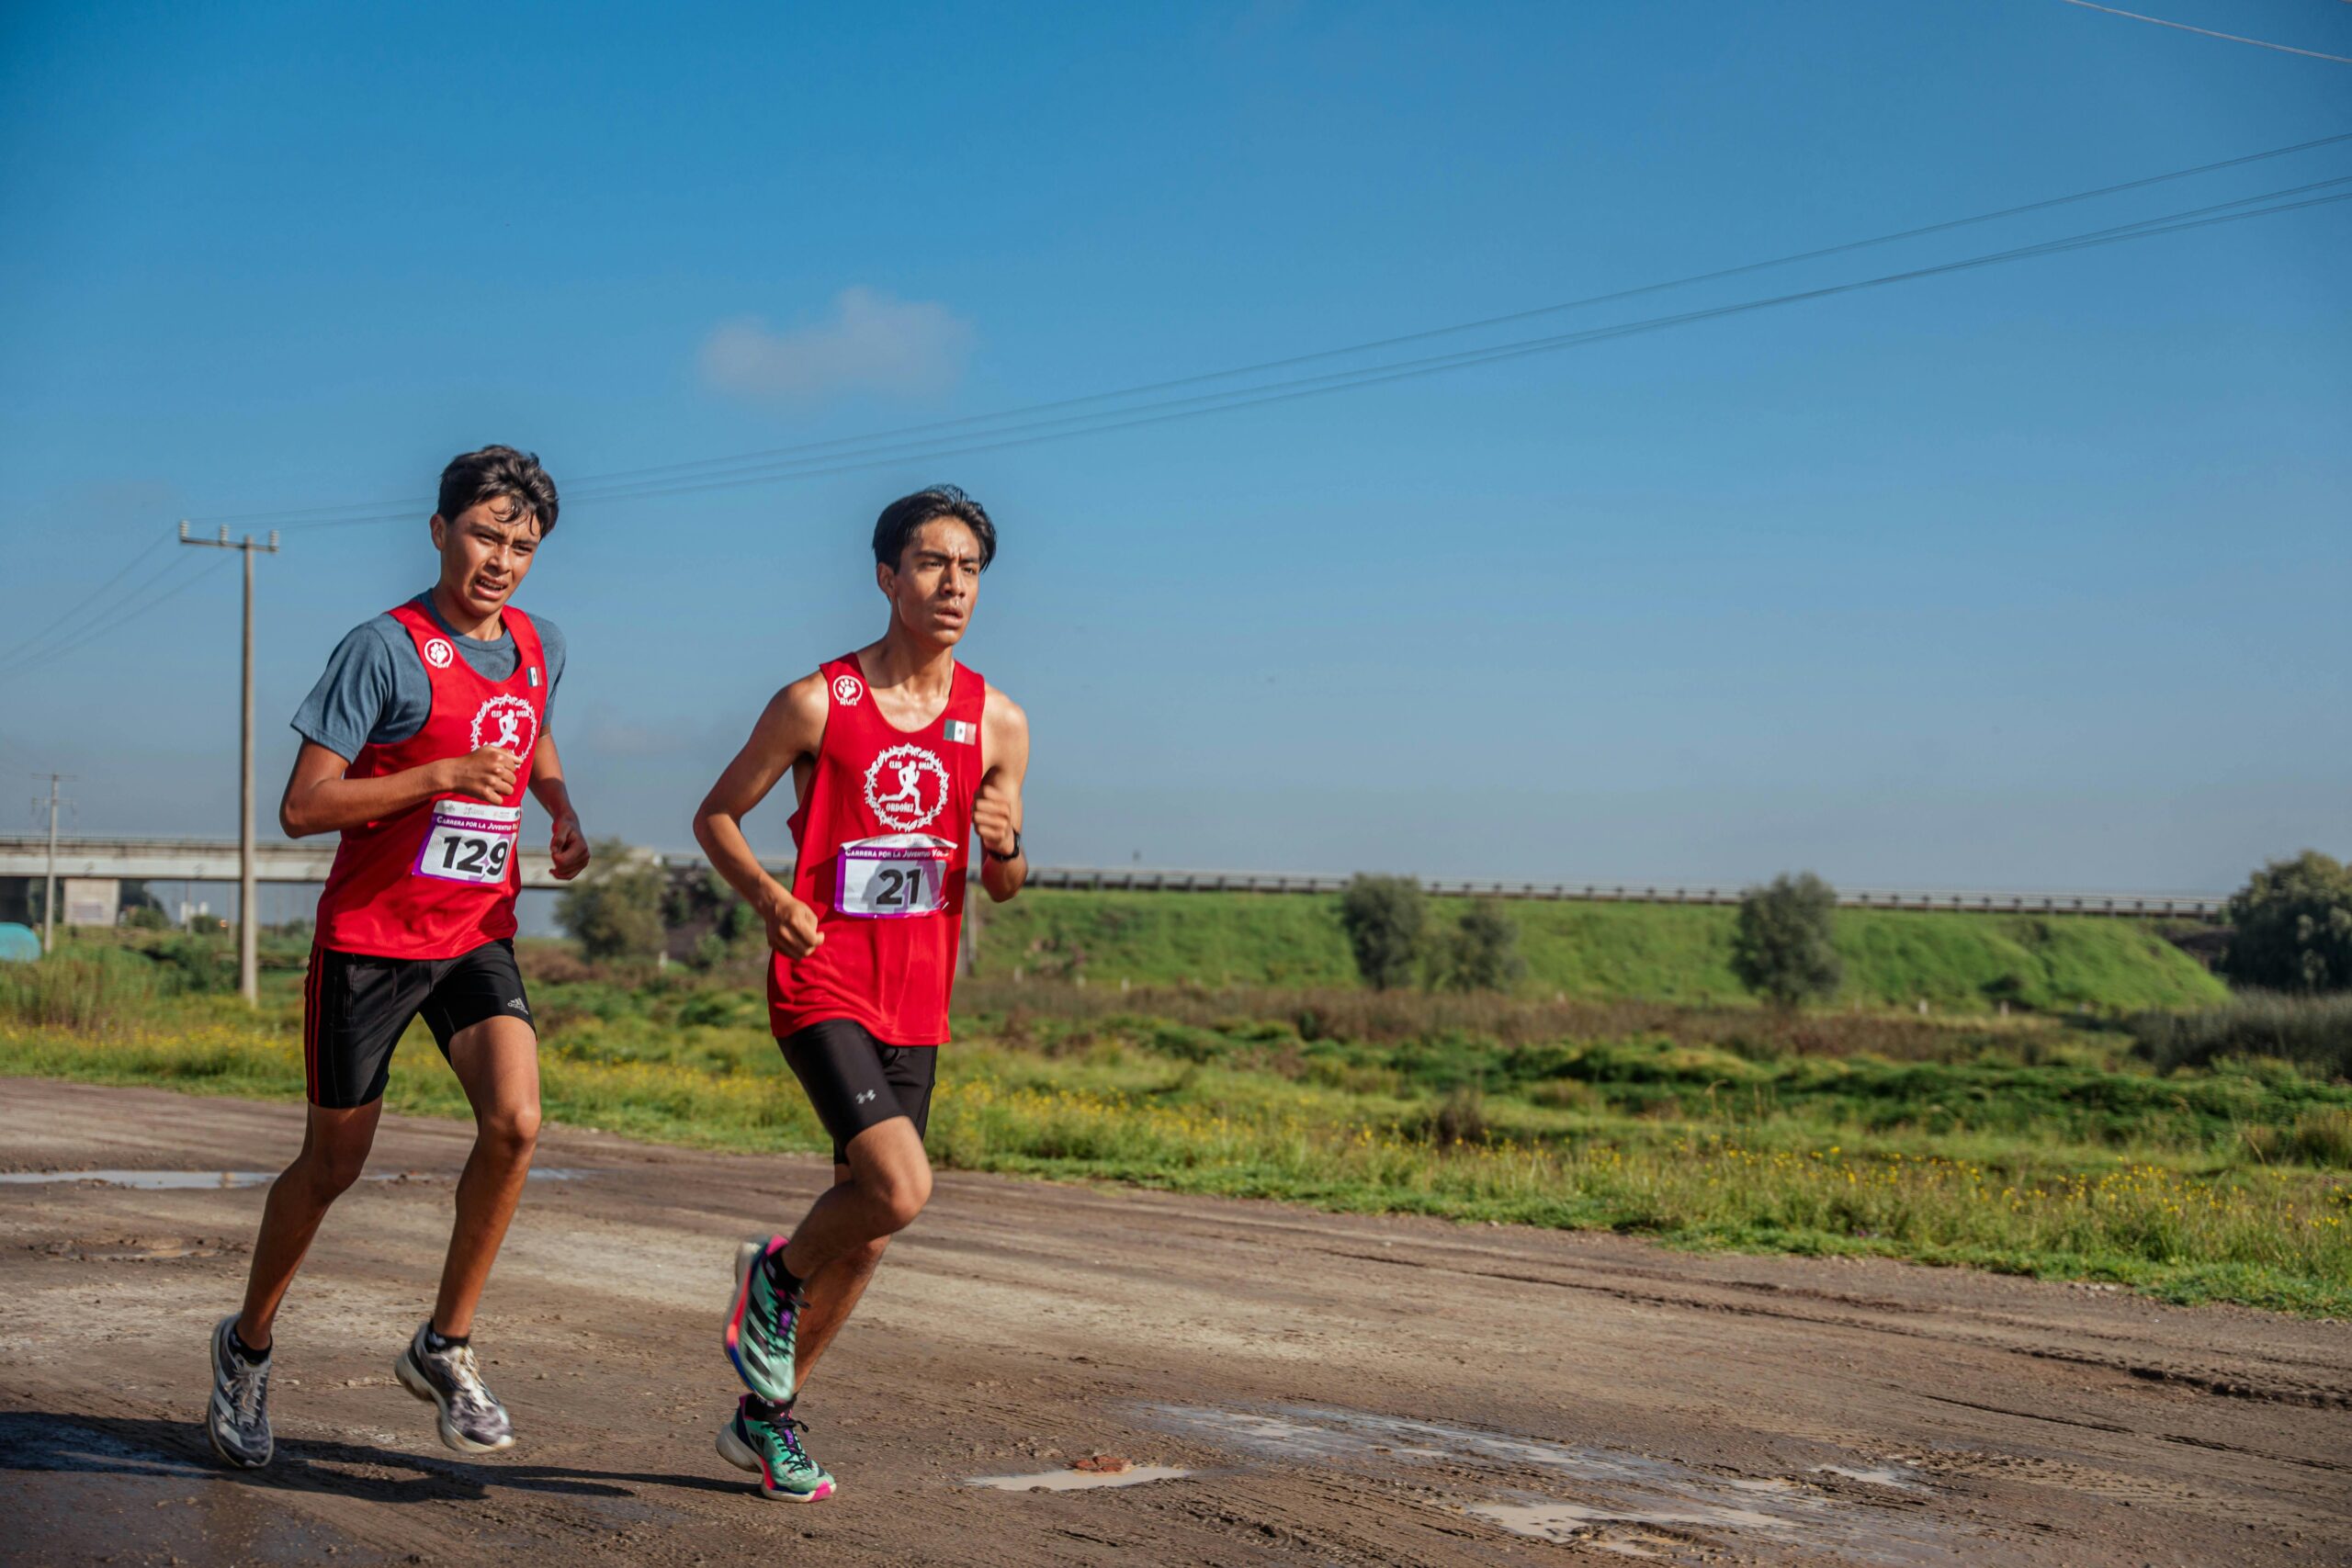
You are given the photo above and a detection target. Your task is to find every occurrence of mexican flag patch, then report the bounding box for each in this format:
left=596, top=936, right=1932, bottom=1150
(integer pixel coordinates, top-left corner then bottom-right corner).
left=944, top=718, right=978, bottom=744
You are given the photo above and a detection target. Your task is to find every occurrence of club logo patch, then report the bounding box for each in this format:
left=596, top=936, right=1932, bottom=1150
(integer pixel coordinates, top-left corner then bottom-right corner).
left=470, top=694, right=539, bottom=757
left=863, top=743, right=949, bottom=832
left=424, top=637, right=455, bottom=670
left=832, top=674, right=864, bottom=705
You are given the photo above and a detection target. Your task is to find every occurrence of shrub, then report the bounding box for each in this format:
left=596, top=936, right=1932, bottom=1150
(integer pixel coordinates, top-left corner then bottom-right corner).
left=148, top=935, right=235, bottom=993
left=1433, top=900, right=1527, bottom=993
left=1415, top=1086, right=1491, bottom=1145
left=1339, top=874, right=1425, bottom=991
left=1730, top=873, right=1843, bottom=1010
left=2128, top=991, right=2352, bottom=1080
left=2219, top=851, right=2352, bottom=993
left=0, top=947, right=162, bottom=1032
left=556, top=840, right=668, bottom=961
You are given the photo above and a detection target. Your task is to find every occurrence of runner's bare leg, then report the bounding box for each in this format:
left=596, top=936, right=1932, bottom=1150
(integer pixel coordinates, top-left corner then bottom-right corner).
left=430, top=1016, right=542, bottom=1337
left=786, top=1166, right=893, bottom=1389
left=235, top=1100, right=384, bottom=1348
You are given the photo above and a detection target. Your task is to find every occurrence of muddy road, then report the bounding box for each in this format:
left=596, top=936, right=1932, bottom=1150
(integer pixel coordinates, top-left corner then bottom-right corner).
left=1, top=1079, right=2346, bottom=1565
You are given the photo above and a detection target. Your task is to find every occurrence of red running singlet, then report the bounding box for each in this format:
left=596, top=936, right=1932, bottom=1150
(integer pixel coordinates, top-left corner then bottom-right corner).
left=314, top=603, right=548, bottom=960
left=768, top=653, right=987, bottom=1046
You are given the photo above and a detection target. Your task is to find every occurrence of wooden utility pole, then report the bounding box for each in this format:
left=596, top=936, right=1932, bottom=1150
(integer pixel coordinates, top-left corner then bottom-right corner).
left=180, top=523, right=279, bottom=1003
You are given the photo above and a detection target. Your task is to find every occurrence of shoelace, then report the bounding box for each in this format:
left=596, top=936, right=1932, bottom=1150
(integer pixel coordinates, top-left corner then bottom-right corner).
left=224, top=1354, right=270, bottom=1420
left=438, top=1341, right=498, bottom=1415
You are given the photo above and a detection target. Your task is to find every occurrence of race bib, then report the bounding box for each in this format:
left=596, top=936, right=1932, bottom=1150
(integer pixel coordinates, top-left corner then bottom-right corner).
left=836, top=835, right=952, bottom=919
left=414, top=800, right=521, bottom=886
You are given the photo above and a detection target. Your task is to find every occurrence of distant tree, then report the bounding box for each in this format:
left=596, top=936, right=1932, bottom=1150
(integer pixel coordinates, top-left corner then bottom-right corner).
left=1339, top=874, right=1426, bottom=990
left=1731, top=873, right=1843, bottom=1010
left=662, top=867, right=763, bottom=968
left=1433, top=900, right=1527, bottom=992
left=556, top=840, right=667, bottom=961
left=2219, top=851, right=2352, bottom=994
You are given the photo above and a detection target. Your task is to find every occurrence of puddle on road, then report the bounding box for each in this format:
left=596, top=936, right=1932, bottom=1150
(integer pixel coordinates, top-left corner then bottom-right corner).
left=0, top=1168, right=596, bottom=1190
left=1141, top=1404, right=1960, bottom=1565
left=965, top=1465, right=1193, bottom=1493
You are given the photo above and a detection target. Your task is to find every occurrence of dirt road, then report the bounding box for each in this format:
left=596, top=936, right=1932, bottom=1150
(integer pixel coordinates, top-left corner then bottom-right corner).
left=2, top=1080, right=2346, bottom=1565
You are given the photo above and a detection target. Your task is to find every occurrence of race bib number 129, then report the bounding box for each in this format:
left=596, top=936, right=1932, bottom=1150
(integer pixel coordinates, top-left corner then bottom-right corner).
left=415, top=800, right=522, bottom=886
left=837, top=839, right=951, bottom=918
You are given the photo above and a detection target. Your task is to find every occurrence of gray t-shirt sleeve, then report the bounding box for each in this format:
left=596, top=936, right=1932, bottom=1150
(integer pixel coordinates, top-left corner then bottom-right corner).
left=288, top=619, right=432, bottom=759
left=536, top=615, right=566, bottom=730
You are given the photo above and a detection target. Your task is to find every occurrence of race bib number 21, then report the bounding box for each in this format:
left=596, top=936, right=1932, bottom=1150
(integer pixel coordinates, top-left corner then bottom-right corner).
left=415, top=800, right=522, bottom=886
left=837, top=838, right=951, bottom=918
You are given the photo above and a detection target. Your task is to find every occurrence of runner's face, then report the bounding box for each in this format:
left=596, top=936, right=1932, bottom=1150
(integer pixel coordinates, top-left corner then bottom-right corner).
left=429, top=498, right=544, bottom=619
left=879, top=517, right=982, bottom=648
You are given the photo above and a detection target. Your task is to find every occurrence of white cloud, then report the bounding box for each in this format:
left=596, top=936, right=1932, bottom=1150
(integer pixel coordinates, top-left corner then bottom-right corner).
left=699, top=287, right=974, bottom=403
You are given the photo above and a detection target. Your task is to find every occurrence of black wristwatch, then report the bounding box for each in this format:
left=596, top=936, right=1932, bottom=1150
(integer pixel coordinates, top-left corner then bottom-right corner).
left=984, top=829, right=1023, bottom=863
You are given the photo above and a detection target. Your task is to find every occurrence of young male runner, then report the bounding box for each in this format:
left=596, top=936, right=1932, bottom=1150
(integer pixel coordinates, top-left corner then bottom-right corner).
left=693, top=485, right=1030, bottom=1501
left=204, top=446, right=591, bottom=1470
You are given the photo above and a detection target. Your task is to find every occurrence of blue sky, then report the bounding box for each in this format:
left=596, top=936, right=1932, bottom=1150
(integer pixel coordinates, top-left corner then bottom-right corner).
left=2, top=0, right=2346, bottom=904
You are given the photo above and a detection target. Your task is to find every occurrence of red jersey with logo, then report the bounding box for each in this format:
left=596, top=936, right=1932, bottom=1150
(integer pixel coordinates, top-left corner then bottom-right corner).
left=315, top=603, right=548, bottom=960
left=768, top=653, right=987, bottom=1046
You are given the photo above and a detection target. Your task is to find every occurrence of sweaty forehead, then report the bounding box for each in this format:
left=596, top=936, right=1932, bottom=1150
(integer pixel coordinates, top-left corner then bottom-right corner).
left=908, top=517, right=980, bottom=559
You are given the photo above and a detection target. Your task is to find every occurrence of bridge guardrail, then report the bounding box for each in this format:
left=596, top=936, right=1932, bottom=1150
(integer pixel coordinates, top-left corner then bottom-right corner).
left=0, top=837, right=2228, bottom=919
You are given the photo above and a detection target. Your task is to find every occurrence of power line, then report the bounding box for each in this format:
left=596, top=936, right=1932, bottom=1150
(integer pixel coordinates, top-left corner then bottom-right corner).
left=2057, top=0, right=2352, bottom=64
left=0, top=547, right=205, bottom=677
left=549, top=172, right=2352, bottom=499
left=266, top=176, right=2352, bottom=518
left=0, top=526, right=175, bottom=666
left=186, top=128, right=2352, bottom=530
left=0, top=554, right=232, bottom=681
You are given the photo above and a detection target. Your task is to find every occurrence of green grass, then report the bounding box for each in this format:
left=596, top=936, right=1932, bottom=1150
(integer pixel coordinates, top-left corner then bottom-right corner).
left=1, top=944, right=2340, bottom=1315
left=978, top=892, right=2229, bottom=1012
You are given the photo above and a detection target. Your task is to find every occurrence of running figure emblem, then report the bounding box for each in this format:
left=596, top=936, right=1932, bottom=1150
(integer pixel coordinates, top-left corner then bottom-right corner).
left=469, top=694, right=538, bottom=757
left=863, top=744, right=949, bottom=832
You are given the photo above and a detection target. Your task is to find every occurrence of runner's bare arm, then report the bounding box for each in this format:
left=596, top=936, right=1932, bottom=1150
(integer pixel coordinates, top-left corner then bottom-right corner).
left=277, top=739, right=520, bottom=838
left=693, top=674, right=831, bottom=957
left=529, top=736, right=591, bottom=880
left=976, top=687, right=1029, bottom=903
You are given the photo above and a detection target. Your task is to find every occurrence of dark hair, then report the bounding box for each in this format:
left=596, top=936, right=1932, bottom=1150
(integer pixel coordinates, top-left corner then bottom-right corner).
left=872, top=484, right=995, bottom=572
left=437, top=445, right=560, bottom=536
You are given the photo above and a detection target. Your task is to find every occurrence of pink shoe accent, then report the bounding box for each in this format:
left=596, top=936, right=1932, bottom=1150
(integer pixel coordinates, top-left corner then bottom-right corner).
left=722, top=1234, right=789, bottom=1383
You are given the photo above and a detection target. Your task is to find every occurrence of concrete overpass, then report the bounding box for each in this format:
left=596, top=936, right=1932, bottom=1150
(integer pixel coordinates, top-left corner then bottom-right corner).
left=0, top=836, right=2229, bottom=919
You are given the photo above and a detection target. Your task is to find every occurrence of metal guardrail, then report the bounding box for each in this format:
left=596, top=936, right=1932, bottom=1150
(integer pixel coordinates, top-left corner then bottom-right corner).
left=0, top=837, right=2229, bottom=919
left=1019, top=866, right=2226, bottom=919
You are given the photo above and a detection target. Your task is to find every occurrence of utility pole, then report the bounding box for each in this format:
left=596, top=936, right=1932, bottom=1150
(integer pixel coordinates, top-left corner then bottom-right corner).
left=31, top=773, right=75, bottom=954
left=181, top=523, right=280, bottom=1004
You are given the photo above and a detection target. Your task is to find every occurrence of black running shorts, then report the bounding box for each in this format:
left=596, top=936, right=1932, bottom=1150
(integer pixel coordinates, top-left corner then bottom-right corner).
left=302, top=939, right=534, bottom=1109
left=779, top=1019, right=938, bottom=1165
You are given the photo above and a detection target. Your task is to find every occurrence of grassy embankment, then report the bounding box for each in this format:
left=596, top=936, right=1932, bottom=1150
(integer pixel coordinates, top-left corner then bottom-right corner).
left=976, top=890, right=2229, bottom=1012
left=4, top=917, right=2345, bottom=1315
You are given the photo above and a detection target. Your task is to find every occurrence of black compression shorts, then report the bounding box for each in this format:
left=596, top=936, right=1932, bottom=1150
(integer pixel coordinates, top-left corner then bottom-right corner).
left=302, top=939, right=534, bottom=1109
left=779, top=1019, right=938, bottom=1165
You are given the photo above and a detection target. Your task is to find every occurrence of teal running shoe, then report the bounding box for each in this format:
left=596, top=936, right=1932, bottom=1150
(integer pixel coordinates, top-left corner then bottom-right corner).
left=723, top=1235, right=803, bottom=1404
left=716, top=1394, right=836, bottom=1501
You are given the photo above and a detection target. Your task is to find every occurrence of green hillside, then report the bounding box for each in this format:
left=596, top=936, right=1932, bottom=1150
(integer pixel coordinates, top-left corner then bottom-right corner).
left=972, top=891, right=2227, bottom=1013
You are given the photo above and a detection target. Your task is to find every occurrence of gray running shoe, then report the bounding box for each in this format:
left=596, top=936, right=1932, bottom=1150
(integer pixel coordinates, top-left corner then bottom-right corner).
left=394, top=1323, right=514, bottom=1453
left=206, top=1314, right=273, bottom=1470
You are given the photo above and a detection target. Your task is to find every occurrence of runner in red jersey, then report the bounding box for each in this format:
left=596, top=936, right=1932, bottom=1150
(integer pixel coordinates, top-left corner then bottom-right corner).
left=694, top=485, right=1030, bottom=1500
left=204, top=447, right=593, bottom=1472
